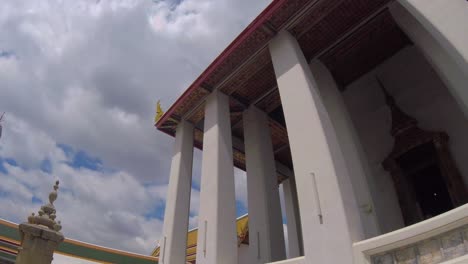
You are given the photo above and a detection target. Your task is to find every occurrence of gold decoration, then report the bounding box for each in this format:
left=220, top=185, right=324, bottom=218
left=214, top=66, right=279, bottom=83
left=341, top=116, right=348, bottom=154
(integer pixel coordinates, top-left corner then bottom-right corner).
left=155, top=100, right=164, bottom=123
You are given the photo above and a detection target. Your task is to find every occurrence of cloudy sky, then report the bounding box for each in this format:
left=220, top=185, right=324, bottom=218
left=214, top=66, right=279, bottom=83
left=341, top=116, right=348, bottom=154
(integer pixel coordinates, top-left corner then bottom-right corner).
left=0, top=0, right=273, bottom=255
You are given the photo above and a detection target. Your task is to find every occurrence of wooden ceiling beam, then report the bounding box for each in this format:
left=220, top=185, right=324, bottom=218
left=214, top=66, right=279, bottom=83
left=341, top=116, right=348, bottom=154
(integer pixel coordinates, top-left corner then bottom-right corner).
left=294, top=0, right=345, bottom=38
left=282, top=0, right=323, bottom=31
left=213, top=47, right=270, bottom=92
left=314, top=4, right=391, bottom=61
left=252, top=85, right=278, bottom=107
left=261, top=21, right=278, bottom=36
left=274, top=143, right=290, bottom=154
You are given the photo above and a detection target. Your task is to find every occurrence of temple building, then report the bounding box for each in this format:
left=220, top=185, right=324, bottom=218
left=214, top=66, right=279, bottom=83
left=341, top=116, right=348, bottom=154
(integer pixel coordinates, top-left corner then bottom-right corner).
left=155, top=0, right=468, bottom=264
left=152, top=215, right=250, bottom=264
left=0, top=218, right=157, bottom=264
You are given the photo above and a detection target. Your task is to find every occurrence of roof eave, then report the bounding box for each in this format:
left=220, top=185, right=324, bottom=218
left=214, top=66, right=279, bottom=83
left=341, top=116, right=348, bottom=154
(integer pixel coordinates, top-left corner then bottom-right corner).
left=155, top=0, right=287, bottom=131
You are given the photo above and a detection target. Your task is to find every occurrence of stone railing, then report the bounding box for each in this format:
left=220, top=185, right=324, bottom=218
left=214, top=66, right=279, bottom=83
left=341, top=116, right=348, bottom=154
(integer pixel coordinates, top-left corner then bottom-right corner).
left=353, top=204, right=468, bottom=264
left=267, top=256, right=306, bottom=264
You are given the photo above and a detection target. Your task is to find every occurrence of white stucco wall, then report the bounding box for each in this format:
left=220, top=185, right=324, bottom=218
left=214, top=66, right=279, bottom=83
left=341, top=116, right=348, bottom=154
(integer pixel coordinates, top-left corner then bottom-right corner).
left=238, top=244, right=251, bottom=264
left=342, top=45, right=468, bottom=233
left=52, top=253, right=99, bottom=264
left=310, top=60, right=380, bottom=239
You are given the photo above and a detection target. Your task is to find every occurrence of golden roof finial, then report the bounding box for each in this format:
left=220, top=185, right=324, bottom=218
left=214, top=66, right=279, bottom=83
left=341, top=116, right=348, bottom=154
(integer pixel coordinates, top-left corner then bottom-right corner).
left=155, top=100, right=164, bottom=123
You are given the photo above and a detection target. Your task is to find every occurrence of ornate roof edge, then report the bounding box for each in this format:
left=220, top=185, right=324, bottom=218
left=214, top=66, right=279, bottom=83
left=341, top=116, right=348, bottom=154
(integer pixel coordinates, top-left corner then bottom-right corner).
left=155, top=0, right=288, bottom=130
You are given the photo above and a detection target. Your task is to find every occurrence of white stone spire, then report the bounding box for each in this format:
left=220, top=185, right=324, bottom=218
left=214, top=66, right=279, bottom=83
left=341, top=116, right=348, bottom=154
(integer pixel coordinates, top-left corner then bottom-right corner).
left=16, top=181, right=65, bottom=264
left=27, top=180, right=62, bottom=232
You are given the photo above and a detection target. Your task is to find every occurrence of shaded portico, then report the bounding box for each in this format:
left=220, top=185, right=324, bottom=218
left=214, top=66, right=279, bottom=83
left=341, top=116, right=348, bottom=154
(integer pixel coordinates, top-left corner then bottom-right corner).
left=156, top=1, right=468, bottom=263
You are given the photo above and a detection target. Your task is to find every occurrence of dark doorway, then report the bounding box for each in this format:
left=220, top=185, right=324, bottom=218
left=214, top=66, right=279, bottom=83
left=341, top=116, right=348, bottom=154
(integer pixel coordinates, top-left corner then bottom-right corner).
left=396, top=143, right=454, bottom=220
left=410, top=164, right=453, bottom=218
left=380, top=82, right=467, bottom=225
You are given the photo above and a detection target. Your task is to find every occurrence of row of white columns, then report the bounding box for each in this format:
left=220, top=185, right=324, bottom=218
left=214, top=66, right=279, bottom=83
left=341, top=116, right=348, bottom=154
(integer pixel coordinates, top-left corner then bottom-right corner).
left=160, top=91, right=291, bottom=264
left=159, top=0, right=468, bottom=263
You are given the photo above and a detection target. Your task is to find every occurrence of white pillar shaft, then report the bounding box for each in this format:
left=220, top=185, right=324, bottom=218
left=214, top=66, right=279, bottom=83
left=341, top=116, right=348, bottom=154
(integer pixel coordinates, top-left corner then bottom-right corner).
left=196, top=90, right=237, bottom=264
left=310, top=60, right=380, bottom=238
left=243, top=106, right=286, bottom=263
left=390, top=1, right=468, bottom=117
left=282, top=177, right=303, bottom=258
left=269, top=31, right=364, bottom=263
left=161, top=120, right=194, bottom=264
left=396, top=0, right=468, bottom=72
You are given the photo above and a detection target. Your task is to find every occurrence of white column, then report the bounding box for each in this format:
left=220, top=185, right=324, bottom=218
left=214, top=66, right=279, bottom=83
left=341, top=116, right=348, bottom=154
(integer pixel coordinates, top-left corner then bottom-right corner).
left=196, top=90, right=237, bottom=264
left=310, top=60, right=380, bottom=238
left=269, top=31, right=365, bottom=263
left=390, top=1, right=468, bottom=117
left=160, top=120, right=194, bottom=264
left=243, top=106, right=286, bottom=263
left=397, top=0, right=468, bottom=72
left=282, top=177, right=303, bottom=258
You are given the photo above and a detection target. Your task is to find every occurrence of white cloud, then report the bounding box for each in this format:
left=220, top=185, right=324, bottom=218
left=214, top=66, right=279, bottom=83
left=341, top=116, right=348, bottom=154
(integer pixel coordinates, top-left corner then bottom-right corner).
left=0, top=0, right=271, bottom=255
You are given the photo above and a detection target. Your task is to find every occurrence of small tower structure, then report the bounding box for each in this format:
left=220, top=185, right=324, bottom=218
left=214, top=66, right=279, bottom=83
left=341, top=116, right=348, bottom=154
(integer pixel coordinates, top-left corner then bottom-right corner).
left=15, top=181, right=64, bottom=264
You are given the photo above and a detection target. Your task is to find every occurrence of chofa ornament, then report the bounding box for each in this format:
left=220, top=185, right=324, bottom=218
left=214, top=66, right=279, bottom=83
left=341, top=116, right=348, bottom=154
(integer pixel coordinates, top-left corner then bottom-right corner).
left=27, top=181, right=62, bottom=232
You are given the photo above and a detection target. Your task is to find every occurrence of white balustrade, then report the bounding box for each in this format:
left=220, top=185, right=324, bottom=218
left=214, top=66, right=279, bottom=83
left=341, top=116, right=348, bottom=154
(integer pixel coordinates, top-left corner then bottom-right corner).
left=353, top=205, right=468, bottom=264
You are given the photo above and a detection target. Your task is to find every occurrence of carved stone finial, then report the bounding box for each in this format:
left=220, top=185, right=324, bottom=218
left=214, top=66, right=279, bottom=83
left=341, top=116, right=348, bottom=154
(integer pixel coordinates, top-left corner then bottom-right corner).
left=49, top=181, right=59, bottom=205
left=50, top=213, right=56, bottom=221
left=28, top=213, right=35, bottom=224
left=53, top=221, right=62, bottom=232
left=27, top=180, right=63, bottom=231
left=17, top=181, right=64, bottom=264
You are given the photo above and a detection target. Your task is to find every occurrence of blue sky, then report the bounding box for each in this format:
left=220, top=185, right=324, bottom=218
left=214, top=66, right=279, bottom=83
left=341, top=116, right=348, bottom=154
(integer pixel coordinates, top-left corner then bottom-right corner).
left=0, top=0, right=272, bottom=254
left=58, top=144, right=103, bottom=171
left=0, top=51, right=15, bottom=59
left=1, top=144, right=105, bottom=174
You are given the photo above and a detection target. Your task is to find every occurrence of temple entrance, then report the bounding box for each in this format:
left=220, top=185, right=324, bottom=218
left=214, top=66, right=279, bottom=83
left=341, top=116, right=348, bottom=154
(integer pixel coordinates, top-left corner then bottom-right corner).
left=378, top=79, right=468, bottom=226
left=318, top=4, right=468, bottom=234
left=340, top=44, right=468, bottom=231
left=397, top=143, right=454, bottom=220
left=411, top=164, right=453, bottom=218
